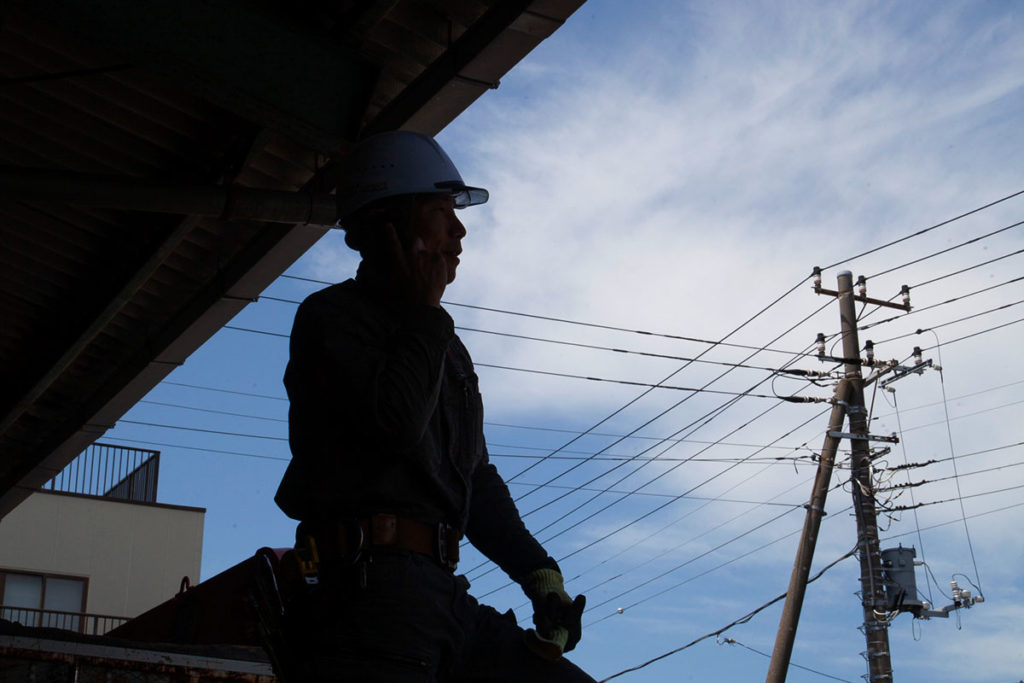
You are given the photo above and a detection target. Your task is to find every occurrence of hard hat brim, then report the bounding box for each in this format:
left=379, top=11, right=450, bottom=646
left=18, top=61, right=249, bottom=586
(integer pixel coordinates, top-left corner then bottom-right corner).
left=444, top=184, right=488, bottom=209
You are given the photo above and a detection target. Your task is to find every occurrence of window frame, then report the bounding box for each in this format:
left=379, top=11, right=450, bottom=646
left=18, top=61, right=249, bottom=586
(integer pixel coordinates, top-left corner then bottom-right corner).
left=0, top=568, right=89, bottom=629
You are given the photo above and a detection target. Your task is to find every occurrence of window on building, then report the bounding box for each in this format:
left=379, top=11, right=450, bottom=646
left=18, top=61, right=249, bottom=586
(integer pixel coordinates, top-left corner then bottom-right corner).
left=0, top=570, right=87, bottom=631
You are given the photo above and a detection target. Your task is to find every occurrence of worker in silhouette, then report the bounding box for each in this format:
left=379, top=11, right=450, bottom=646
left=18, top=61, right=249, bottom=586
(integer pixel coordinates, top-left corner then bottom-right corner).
left=275, top=131, right=594, bottom=682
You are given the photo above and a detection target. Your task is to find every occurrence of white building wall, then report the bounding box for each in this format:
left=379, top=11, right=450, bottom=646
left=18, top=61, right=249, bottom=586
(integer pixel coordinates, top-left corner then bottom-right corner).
left=0, top=491, right=204, bottom=619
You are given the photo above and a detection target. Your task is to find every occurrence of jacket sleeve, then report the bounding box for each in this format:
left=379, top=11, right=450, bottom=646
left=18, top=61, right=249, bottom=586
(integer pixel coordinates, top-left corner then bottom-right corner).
left=291, top=287, right=455, bottom=453
left=464, top=448, right=560, bottom=582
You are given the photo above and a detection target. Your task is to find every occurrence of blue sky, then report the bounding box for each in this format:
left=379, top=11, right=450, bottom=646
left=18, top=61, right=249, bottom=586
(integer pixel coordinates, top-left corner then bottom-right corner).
left=101, top=1, right=1024, bottom=681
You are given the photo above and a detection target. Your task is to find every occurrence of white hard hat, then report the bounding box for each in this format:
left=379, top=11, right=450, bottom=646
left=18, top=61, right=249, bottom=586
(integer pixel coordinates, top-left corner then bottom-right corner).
left=335, top=130, right=489, bottom=221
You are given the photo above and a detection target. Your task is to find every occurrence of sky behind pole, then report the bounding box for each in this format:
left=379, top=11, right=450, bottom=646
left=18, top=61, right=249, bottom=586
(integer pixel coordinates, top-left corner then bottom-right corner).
left=104, top=2, right=1024, bottom=680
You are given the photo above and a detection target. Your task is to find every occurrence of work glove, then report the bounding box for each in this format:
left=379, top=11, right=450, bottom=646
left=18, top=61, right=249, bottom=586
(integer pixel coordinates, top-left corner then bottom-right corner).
left=521, top=568, right=585, bottom=660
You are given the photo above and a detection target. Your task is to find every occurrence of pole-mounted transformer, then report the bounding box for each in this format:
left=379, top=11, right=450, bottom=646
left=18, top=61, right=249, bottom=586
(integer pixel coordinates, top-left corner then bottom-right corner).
left=881, top=545, right=984, bottom=619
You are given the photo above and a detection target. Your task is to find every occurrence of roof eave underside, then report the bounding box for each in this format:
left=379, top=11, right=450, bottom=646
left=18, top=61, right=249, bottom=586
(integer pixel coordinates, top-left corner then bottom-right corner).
left=0, top=0, right=586, bottom=518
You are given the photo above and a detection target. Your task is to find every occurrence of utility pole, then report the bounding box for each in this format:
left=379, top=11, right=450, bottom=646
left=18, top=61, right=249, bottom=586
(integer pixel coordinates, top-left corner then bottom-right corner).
left=766, top=271, right=894, bottom=682
left=836, top=270, right=893, bottom=682
left=766, top=379, right=849, bottom=682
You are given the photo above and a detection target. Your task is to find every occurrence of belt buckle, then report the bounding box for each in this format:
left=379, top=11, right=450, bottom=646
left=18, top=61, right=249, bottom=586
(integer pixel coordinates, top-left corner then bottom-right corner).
left=436, top=522, right=456, bottom=571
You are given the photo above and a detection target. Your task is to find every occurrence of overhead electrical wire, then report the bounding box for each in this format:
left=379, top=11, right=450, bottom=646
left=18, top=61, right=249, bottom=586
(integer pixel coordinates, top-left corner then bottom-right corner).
left=911, top=247, right=1024, bottom=289
left=872, top=377, right=1024, bottom=418
left=925, top=315, right=1024, bottom=349
left=221, top=323, right=824, bottom=401
left=882, top=498, right=1024, bottom=542
left=870, top=302, right=1024, bottom=345
left=516, top=332, right=835, bottom=535
left=471, top=361, right=822, bottom=400
left=887, top=389, right=933, bottom=603
left=471, top=395, right=830, bottom=589
left=160, top=380, right=288, bottom=402
left=464, top=315, right=838, bottom=583
left=456, top=325, right=805, bottom=373
left=891, top=397, right=1024, bottom=435
left=132, top=382, right=842, bottom=476
left=878, top=459, right=1024, bottom=490
left=277, top=272, right=821, bottom=505
left=268, top=285, right=805, bottom=358
left=564, top=469, right=817, bottom=606
left=593, top=546, right=858, bottom=682
left=146, top=376, right=1024, bottom=448
left=577, top=506, right=800, bottom=619
left=138, top=399, right=287, bottom=423
left=527, top=405, right=831, bottom=586
left=866, top=218, right=1024, bottom=280
left=533, top=403, right=829, bottom=552
left=505, top=300, right=836, bottom=517
left=492, top=451, right=821, bottom=466
left=718, top=637, right=856, bottom=683
left=927, top=331, right=984, bottom=593
left=109, top=437, right=289, bottom=463
left=892, top=481, right=1024, bottom=511
left=819, top=187, right=1024, bottom=271
left=858, top=275, right=1024, bottom=331
left=117, top=419, right=287, bottom=441
left=508, top=479, right=805, bottom=507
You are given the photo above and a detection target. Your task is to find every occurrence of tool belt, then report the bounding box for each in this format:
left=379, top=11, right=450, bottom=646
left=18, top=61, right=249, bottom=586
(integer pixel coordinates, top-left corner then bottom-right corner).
left=299, top=514, right=461, bottom=574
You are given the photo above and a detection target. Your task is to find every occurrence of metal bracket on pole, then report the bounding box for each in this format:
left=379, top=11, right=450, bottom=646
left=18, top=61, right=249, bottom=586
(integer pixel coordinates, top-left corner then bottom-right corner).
left=813, top=285, right=911, bottom=312
left=879, top=360, right=933, bottom=389
left=828, top=431, right=899, bottom=444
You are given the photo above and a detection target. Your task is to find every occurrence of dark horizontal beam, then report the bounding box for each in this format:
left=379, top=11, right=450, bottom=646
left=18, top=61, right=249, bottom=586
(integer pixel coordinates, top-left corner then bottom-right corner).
left=0, top=168, right=338, bottom=225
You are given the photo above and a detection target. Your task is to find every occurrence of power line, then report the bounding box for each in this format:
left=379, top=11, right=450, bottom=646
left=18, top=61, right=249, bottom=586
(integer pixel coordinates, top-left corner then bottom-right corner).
left=487, top=422, right=813, bottom=452
left=926, top=315, right=1024, bottom=348
left=596, top=546, right=857, bottom=682
left=889, top=390, right=932, bottom=603
left=117, top=419, right=287, bottom=441
left=879, top=459, right=1024, bottom=490
left=271, top=281, right=805, bottom=357
left=220, top=325, right=825, bottom=401
left=867, top=218, right=1024, bottom=279
left=820, top=187, right=1024, bottom=271
left=859, top=276, right=1024, bottom=331
left=467, top=392, right=819, bottom=583
left=467, top=334, right=834, bottom=585
left=107, top=437, right=289, bottom=463
left=138, top=399, right=287, bottom=423
left=871, top=303, right=1024, bottom=345
left=892, top=481, right=1024, bottom=512
left=160, top=380, right=288, bottom=402
left=493, top=451, right=820, bottom=466
left=471, top=400, right=831, bottom=592
left=472, top=362, right=824, bottom=400
left=927, top=331, right=983, bottom=593
left=720, top=637, right=856, bottom=683
left=457, top=326, right=804, bottom=374
left=564, top=470, right=817, bottom=610
left=922, top=441, right=1023, bottom=467
left=872, top=378, right=1024, bottom=419
left=882, top=499, right=1024, bottom=542
left=912, top=247, right=1024, bottom=289
left=139, top=380, right=831, bottom=456
left=507, top=300, right=834, bottom=514
left=894, top=397, right=1024, bottom=435
left=575, top=489, right=810, bottom=617
left=507, top=480, right=804, bottom=507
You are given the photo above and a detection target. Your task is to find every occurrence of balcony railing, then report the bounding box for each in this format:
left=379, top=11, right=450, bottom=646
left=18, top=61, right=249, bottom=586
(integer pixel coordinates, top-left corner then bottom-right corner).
left=0, top=604, right=129, bottom=635
left=42, top=442, right=159, bottom=503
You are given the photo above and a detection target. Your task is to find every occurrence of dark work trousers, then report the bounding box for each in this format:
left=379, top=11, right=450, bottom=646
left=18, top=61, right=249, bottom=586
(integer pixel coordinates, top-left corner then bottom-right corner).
left=284, top=549, right=596, bottom=682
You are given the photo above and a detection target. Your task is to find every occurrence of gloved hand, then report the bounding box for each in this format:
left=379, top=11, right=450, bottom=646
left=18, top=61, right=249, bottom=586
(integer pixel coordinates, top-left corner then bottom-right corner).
left=521, top=568, right=585, bottom=660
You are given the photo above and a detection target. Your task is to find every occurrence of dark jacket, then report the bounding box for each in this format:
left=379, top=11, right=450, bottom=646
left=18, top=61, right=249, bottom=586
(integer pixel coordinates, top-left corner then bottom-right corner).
left=275, top=268, right=555, bottom=581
